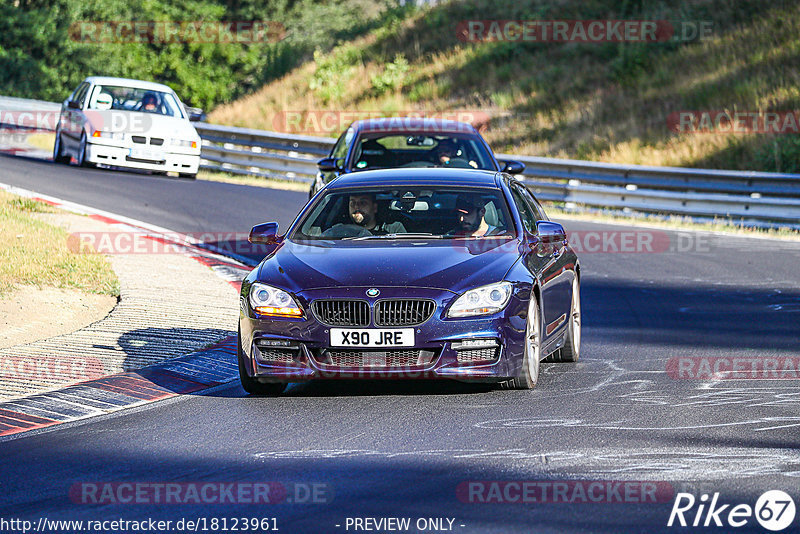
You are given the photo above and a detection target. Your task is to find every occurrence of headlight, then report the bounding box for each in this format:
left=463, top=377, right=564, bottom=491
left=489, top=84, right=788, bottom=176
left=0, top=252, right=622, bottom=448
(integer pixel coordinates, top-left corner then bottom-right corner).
left=447, top=282, right=513, bottom=318
left=249, top=282, right=303, bottom=318
left=171, top=138, right=197, bottom=148
left=92, top=131, right=125, bottom=141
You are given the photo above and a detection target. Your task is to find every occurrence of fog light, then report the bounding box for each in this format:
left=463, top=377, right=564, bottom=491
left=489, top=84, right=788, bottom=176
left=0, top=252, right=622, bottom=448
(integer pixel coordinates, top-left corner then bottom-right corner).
left=255, top=339, right=297, bottom=348
left=451, top=338, right=498, bottom=351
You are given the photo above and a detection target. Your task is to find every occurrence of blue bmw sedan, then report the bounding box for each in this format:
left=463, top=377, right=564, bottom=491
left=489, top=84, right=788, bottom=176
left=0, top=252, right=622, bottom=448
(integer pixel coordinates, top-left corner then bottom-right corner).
left=238, top=168, right=581, bottom=395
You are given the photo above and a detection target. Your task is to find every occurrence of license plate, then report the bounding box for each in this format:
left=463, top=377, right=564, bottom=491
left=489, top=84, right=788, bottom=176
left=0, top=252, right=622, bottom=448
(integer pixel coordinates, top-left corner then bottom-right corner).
left=129, top=147, right=164, bottom=161
left=330, top=328, right=414, bottom=348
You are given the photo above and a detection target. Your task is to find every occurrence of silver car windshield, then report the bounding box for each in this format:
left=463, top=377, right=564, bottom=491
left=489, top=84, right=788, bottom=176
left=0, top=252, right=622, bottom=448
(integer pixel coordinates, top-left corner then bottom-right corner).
left=86, top=85, right=185, bottom=118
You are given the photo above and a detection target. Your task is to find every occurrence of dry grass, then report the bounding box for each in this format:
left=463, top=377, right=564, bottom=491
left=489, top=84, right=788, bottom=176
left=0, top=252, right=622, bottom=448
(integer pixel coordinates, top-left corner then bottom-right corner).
left=549, top=206, right=800, bottom=240
left=197, top=169, right=310, bottom=192
left=0, top=191, right=119, bottom=296
left=209, top=0, right=800, bottom=172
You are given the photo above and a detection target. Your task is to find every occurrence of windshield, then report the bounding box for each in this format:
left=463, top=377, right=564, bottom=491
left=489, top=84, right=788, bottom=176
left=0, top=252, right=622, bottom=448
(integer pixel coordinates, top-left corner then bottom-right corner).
left=291, top=186, right=516, bottom=240
left=86, top=85, right=186, bottom=118
left=350, top=133, right=495, bottom=171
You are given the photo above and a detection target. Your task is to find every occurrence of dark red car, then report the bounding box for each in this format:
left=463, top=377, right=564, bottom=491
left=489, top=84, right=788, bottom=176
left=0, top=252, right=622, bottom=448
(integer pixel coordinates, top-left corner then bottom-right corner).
left=310, top=117, right=524, bottom=198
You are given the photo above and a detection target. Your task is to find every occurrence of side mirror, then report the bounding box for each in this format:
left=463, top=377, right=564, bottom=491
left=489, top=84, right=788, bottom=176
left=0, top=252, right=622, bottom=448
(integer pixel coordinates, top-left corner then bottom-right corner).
left=317, top=157, right=341, bottom=172
left=249, top=222, right=281, bottom=244
left=67, top=100, right=81, bottom=110
left=185, top=107, right=205, bottom=122
left=500, top=160, right=525, bottom=174
left=536, top=221, right=567, bottom=244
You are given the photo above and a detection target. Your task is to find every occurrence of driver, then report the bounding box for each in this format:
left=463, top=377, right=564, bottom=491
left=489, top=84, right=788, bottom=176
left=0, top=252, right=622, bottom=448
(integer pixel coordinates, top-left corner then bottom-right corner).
left=323, top=193, right=406, bottom=237
left=93, top=92, right=113, bottom=110
left=435, top=138, right=476, bottom=169
left=450, top=194, right=498, bottom=237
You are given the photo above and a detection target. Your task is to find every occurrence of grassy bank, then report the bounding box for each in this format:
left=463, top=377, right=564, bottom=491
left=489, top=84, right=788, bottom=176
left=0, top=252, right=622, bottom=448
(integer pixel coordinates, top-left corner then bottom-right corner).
left=0, top=191, right=119, bottom=296
left=210, top=0, right=800, bottom=173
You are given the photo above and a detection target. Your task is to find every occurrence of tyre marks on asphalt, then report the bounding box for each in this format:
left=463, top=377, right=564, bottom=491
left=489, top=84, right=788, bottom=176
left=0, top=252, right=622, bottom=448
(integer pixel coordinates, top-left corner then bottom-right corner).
left=0, top=335, right=238, bottom=439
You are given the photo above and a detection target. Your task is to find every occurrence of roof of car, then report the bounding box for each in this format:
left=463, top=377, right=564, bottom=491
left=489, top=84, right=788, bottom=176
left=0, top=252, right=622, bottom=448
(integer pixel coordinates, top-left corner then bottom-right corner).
left=83, top=77, right=176, bottom=93
left=325, top=168, right=502, bottom=189
left=352, top=117, right=480, bottom=134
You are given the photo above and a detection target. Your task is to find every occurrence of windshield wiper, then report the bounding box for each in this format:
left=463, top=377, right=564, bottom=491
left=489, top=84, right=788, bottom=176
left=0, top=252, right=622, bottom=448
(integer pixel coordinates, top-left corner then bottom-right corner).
left=343, top=233, right=443, bottom=240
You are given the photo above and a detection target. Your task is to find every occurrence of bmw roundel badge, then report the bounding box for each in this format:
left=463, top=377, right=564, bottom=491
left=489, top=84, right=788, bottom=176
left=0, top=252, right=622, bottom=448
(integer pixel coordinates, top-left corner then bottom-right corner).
left=366, top=288, right=380, bottom=297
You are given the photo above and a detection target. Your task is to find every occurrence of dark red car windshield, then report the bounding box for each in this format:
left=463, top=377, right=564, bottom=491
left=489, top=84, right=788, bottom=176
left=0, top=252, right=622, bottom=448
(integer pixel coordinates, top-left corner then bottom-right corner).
left=350, top=133, right=496, bottom=172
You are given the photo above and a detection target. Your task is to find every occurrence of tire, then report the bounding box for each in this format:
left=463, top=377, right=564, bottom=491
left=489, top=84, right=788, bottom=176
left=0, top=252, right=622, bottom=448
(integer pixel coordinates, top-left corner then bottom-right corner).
left=75, top=132, right=94, bottom=168
left=52, top=130, right=70, bottom=164
left=237, top=332, right=286, bottom=396
left=507, top=294, right=542, bottom=389
left=547, top=277, right=581, bottom=363
left=179, top=172, right=197, bottom=179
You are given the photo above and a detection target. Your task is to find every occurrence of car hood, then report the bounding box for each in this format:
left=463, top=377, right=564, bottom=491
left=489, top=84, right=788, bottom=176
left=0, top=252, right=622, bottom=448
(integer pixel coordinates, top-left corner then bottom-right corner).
left=258, top=239, right=522, bottom=293
left=85, top=110, right=199, bottom=139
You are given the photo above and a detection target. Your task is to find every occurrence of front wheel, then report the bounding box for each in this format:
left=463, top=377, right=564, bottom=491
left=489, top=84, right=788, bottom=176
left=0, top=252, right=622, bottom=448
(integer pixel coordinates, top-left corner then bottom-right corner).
left=238, top=333, right=286, bottom=396
left=179, top=172, right=197, bottom=179
left=52, top=130, right=70, bottom=164
left=507, top=295, right=542, bottom=389
left=75, top=132, right=94, bottom=168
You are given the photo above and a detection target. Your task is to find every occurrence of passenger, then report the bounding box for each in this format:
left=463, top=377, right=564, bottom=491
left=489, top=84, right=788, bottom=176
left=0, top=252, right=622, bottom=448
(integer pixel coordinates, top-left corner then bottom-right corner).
left=450, top=194, right=498, bottom=237
left=139, top=92, right=160, bottom=113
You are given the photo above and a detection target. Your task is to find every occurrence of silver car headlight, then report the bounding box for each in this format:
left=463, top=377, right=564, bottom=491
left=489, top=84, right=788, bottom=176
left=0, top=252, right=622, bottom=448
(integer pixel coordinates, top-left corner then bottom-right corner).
left=170, top=138, right=197, bottom=148
left=447, top=281, right=513, bottom=318
left=249, top=282, right=303, bottom=318
left=92, top=131, right=125, bottom=141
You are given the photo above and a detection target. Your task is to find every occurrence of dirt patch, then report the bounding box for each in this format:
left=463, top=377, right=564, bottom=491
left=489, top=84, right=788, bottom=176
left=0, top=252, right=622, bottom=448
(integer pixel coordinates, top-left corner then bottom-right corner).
left=0, top=285, right=117, bottom=349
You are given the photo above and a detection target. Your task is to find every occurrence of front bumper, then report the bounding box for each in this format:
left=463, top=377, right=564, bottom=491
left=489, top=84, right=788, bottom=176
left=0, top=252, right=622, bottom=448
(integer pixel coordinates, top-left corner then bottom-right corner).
left=239, top=286, right=529, bottom=382
left=85, top=142, right=200, bottom=174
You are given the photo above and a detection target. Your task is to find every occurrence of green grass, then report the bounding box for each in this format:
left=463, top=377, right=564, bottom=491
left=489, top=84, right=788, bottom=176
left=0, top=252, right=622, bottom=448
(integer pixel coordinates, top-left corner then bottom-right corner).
left=0, top=191, right=120, bottom=296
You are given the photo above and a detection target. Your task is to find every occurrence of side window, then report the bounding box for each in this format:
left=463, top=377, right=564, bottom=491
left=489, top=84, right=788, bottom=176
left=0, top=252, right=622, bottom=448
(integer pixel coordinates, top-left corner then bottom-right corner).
left=331, top=133, right=347, bottom=159
left=77, top=83, right=91, bottom=108
left=331, top=126, right=354, bottom=164
left=517, top=184, right=548, bottom=221
left=509, top=187, right=536, bottom=233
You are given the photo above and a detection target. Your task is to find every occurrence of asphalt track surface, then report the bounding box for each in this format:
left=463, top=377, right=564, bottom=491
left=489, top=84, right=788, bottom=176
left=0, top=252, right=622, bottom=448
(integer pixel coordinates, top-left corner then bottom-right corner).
left=1, top=154, right=800, bottom=533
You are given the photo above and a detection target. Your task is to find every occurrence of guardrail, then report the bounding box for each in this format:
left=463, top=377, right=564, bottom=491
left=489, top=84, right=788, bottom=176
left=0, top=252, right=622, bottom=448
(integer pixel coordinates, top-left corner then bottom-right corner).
left=197, top=121, right=800, bottom=226
left=3, top=96, right=799, bottom=227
